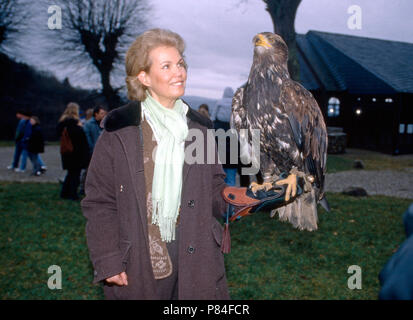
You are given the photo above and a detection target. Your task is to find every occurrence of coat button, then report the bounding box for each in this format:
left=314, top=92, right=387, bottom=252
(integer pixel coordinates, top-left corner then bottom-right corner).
left=188, top=200, right=195, bottom=208
left=187, top=246, right=195, bottom=254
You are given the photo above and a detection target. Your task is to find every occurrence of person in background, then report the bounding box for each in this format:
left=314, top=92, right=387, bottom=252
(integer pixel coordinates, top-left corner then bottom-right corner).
left=211, top=87, right=237, bottom=186
left=198, top=104, right=210, bottom=119
left=14, top=111, right=34, bottom=173
left=79, top=110, right=86, bottom=125
left=27, top=116, right=45, bottom=176
left=83, top=105, right=107, bottom=154
left=379, top=203, right=413, bottom=299
left=57, top=102, right=90, bottom=200
left=211, top=87, right=233, bottom=124
left=80, top=106, right=107, bottom=195
left=7, top=110, right=31, bottom=172
left=211, top=87, right=234, bottom=127
left=27, top=115, right=47, bottom=173
left=85, top=108, right=93, bottom=122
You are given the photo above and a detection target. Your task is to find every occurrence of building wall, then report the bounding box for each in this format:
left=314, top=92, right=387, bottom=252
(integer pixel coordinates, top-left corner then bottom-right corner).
left=315, top=92, right=412, bottom=154
left=397, top=93, right=413, bottom=154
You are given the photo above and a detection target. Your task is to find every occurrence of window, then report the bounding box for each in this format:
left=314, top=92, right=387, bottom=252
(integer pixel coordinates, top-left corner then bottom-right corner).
left=399, top=124, right=405, bottom=134
left=408, top=124, right=413, bottom=134
left=327, top=97, right=340, bottom=117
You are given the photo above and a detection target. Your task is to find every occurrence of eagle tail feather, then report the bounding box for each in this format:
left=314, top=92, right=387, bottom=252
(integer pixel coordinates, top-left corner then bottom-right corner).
left=274, top=190, right=318, bottom=231
left=319, top=196, right=330, bottom=212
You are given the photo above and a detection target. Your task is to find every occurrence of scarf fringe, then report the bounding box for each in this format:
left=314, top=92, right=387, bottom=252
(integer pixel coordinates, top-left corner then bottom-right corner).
left=152, top=199, right=178, bottom=243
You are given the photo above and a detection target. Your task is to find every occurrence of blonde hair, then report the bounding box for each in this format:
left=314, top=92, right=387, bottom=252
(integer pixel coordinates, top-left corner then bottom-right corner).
left=59, top=102, right=80, bottom=122
left=125, top=28, right=186, bottom=101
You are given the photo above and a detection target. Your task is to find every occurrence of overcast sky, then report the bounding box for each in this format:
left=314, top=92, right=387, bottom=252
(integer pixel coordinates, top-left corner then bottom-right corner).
left=155, top=0, right=413, bottom=99
left=18, top=0, right=413, bottom=100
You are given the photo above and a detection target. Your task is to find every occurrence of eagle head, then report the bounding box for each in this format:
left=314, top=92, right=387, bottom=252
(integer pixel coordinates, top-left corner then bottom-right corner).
left=253, top=32, right=288, bottom=67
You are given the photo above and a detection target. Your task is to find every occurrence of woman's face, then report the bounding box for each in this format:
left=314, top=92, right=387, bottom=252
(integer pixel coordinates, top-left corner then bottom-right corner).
left=138, top=46, right=187, bottom=109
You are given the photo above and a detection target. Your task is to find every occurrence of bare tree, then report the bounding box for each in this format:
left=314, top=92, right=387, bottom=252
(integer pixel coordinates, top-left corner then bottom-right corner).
left=0, top=0, right=28, bottom=53
left=263, top=0, right=302, bottom=80
left=45, top=0, right=150, bottom=108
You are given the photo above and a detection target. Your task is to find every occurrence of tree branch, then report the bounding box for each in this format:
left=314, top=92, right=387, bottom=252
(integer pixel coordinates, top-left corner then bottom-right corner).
left=39, top=0, right=150, bottom=107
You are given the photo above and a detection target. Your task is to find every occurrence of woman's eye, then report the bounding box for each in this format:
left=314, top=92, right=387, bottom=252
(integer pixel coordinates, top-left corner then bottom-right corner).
left=162, top=64, right=169, bottom=69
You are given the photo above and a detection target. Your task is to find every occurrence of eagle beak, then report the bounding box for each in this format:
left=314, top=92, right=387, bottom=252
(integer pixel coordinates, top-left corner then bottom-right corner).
left=255, top=34, right=272, bottom=48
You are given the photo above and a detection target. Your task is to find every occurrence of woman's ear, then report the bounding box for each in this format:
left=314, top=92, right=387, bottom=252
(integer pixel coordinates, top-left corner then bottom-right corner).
left=137, top=71, right=150, bottom=87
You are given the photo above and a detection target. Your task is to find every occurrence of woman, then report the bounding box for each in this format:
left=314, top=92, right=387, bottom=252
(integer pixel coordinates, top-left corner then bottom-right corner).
left=57, top=102, right=89, bottom=200
left=81, top=28, right=230, bottom=300
left=27, top=116, right=45, bottom=176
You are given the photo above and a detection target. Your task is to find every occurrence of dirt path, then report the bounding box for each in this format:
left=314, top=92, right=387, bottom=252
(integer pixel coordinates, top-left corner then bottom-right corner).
left=0, top=145, right=65, bottom=183
left=325, top=168, right=413, bottom=199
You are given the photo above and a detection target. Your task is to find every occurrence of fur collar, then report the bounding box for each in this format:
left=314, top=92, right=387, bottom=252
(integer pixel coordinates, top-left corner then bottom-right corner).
left=103, top=100, right=213, bottom=132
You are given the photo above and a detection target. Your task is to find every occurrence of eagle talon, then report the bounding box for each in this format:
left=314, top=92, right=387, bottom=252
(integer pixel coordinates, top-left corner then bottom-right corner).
left=275, top=173, right=297, bottom=201
left=250, top=181, right=273, bottom=194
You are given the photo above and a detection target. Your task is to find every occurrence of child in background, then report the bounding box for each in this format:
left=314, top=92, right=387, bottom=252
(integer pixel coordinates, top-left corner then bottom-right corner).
left=27, top=116, right=45, bottom=176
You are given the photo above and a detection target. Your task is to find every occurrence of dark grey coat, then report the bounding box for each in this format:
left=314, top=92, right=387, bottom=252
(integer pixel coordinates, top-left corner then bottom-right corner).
left=81, top=101, right=230, bottom=300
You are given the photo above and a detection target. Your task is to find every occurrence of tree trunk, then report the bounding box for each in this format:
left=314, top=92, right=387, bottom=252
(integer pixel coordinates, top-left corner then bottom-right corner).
left=0, top=26, right=5, bottom=45
left=264, top=0, right=301, bottom=81
left=100, top=68, right=120, bottom=109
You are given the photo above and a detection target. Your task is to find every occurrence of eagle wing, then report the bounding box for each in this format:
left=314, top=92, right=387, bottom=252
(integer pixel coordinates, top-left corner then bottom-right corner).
left=230, top=84, right=246, bottom=132
left=230, top=84, right=253, bottom=165
left=280, top=81, right=328, bottom=198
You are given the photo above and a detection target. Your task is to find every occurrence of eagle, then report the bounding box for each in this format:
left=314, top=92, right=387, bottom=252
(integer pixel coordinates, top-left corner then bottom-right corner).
left=231, top=32, right=329, bottom=231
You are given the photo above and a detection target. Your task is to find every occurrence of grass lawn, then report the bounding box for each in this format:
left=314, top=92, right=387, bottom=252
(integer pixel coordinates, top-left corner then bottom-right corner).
left=225, top=193, right=411, bottom=299
left=327, top=148, right=413, bottom=173
left=0, top=182, right=411, bottom=299
left=0, top=182, right=103, bottom=300
left=0, top=141, right=15, bottom=147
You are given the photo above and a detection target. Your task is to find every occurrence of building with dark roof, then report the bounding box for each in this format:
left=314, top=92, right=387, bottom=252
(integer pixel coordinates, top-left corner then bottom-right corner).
left=297, top=30, right=413, bottom=154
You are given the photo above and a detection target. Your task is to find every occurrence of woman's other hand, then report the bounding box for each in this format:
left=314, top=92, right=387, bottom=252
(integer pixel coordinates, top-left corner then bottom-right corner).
left=105, top=272, right=128, bottom=286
